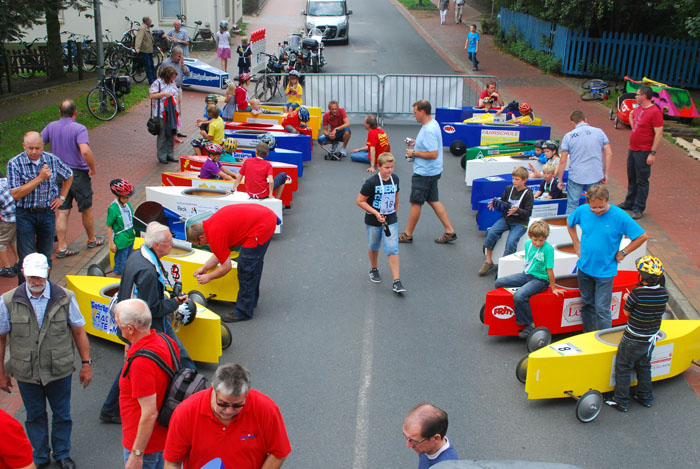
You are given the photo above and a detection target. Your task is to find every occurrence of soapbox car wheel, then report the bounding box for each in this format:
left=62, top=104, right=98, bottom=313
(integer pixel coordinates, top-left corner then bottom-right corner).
left=188, top=289, right=207, bottom=306
left=460, top=154, right=467, bottom=170
left=479, top=304, right=485, bottom=324
left=609, top=105, right=614, bottom=120
left=449, top=140, right=466, bottom=157
left=576, top=390, right=604, bottom=423
left=526, top=327, right=552, bottom=352
left=87, top=264, right=106, bottom=277
left=515, top=355, right=528, bottom=384
left=221, top=323, right=232, bottom=350
left=614, top=115, right=619, bottom=129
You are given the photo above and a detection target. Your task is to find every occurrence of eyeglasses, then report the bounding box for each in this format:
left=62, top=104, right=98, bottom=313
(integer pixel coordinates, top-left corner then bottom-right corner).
left=215, top=397, right=245, bottom=409
left=589, top=204, right=608, bottom=212
left=404, top=434, right=429, bottom=447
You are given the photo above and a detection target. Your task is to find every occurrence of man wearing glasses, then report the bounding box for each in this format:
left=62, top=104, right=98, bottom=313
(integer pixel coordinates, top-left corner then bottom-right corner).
left=567, top=185, right=648, bottom=332
left=164, top=363, right=291, bottom=469
left=402, top=402, right=459, bottom=468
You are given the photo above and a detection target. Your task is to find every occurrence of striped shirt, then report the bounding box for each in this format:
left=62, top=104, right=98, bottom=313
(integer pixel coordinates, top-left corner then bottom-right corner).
left=623, top=284, right=669, bottom=342
left=0, top=178, right=16, bottom=222
left=7, top=152, right=73, bottom=209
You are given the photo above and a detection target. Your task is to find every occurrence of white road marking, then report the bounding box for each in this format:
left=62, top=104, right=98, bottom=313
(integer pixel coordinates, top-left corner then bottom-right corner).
left=351, top=304, right=375, bottom=469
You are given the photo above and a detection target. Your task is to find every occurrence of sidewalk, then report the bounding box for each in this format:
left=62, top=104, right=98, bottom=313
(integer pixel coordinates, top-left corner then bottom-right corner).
left=393, top=0, right=700, bottom=319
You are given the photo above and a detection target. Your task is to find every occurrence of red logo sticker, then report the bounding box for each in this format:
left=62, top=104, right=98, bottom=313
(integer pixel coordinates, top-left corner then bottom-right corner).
left=443, top=125, right=456, bottom=134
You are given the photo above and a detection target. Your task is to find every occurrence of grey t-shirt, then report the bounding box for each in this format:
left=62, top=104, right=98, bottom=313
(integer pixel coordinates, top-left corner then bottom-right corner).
left=560, top=122, right=610, bottom=185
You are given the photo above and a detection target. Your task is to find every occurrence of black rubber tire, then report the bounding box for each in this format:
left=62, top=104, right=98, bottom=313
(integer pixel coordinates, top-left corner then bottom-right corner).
left=609, top=105, right=614, bottom=120
left=526, top=327, right=552, bottom=353
left=221, top=323, right=232, bottom=350
left=580, top=91, right=605, bottom=101
left=614, top=115, right=619, bottom=129
left=87, top=264, right=106, bottom=277
left=460, top=154, right=467, bottom=169
left=450, top=140, right=467, bottom=156
left=187, top=289, right=207, bottom=306
left=581, top=78, right=606, bottom=90
left=479, top=304, right=485, bottom=324
left=86, top=87, right=118, bottom=121
left=516, top=355, right=528, bottom=384
left=312, top=56, right=319, bottom=73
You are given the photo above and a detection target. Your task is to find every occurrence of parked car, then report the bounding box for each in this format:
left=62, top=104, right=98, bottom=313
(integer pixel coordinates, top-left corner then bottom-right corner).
left=301, top=0, right=352, bottom=44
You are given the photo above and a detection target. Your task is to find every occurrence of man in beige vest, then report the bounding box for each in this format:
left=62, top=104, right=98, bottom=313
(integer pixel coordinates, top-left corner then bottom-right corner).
left=0, top=253, right=92, bottom=469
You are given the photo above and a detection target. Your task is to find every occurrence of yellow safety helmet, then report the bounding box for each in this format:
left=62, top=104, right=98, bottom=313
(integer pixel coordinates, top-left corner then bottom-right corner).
left=636, top=255, right=664, bottom=276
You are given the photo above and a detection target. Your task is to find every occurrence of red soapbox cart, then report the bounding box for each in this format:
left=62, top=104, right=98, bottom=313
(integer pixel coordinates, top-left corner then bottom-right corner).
left=480, top=270, right=639, bottom=352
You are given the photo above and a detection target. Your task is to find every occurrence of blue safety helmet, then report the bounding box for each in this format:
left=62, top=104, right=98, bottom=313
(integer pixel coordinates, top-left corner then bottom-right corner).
left=298, top=106, right=310, bottom=122
left=258, top=133, right=277, bottom=150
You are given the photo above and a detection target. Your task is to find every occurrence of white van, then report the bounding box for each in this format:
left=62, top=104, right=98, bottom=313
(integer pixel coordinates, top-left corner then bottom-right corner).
left=301, top=0, right=353, bottom=44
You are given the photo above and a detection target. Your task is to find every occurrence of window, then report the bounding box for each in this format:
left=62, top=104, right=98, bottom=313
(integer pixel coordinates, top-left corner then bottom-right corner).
left=161, top=0, right=183, bottom=19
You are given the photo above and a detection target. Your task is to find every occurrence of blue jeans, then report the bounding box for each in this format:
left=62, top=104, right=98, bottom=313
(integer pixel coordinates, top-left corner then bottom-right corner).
left=495, top=272, right=549, bottom=325
left=623, top=150, right=652, bottom=213
left=483, top=217, right=527, bottom=257
left=113, top=245, right=133, bottom=276
left=16, top=207, right=55, bottom=285
left=468, top=51, right=479, bottom=70
left=124, top=448, right=164, bottom=469
left=367, top=223, right=399, bottom=256
left=577, top=269, right=614, bottom=332
left=17, top=375, right=72, bottom=464
left=139, top=52, right=156, bottom=84
left=318, top=128, right=350, bottom=145
left=234, top=239, right=271, bottom=319
left=565, top=179, right=593, bottom=214
left=613, top=337, right=655, bottom=408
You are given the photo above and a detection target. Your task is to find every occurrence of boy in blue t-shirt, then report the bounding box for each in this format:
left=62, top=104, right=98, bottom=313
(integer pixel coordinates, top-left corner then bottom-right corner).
left=464, top=24, right=480, bottom=71
left=494, top=220, right=566, bottom=338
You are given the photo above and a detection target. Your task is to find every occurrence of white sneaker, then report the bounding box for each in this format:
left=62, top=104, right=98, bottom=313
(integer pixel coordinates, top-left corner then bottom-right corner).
left=340, top=146, right=347, bottom=157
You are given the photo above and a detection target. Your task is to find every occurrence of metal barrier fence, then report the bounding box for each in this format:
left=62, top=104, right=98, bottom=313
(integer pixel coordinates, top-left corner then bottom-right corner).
left=252, top=72, right=498, bottom=122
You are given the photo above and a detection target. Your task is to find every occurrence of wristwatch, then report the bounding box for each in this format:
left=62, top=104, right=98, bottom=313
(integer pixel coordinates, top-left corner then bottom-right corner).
left=132, top=449, right=144, bottom=457
left=621, top=250, right=627, bottom=257
left=59, top=195, right=66, bottom=201
left=82, top=359, right=92, bottom=365
left=650, top=151, right=657, bottom=155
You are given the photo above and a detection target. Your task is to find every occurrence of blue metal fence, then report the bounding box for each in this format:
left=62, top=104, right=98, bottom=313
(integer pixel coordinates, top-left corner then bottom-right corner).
left=498, top=8, right=700, bottom=88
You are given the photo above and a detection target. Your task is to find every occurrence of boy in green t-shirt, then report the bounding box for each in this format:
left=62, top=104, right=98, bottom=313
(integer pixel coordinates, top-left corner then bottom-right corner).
left=493, top=220, right=565, bottom=338
left=106, top=179, right=136, bottom=277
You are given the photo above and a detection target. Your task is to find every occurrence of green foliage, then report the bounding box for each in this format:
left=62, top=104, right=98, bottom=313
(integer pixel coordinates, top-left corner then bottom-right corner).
left=481, top=16, right=499, bottom=35
left=494, top=25, right=562, bottom=75
left=396, top=0, right=438, bottom=10
left=0, top=85, right=149, bottom=173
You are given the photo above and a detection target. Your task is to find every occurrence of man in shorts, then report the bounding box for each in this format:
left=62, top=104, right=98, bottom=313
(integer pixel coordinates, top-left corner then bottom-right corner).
left=41, top=100, right=104, bottom=258
left=399, top=100, right=457, bottom=244
left=318, top=100, right=351, bottom=156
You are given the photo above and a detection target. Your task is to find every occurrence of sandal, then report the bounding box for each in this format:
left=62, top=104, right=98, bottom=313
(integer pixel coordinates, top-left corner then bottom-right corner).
left=56, top=248, right=80, bottom=258
left=87, top=237, right=106, bottom=248
left=435, top=232, right=458, bottom=244
left=398, top=232, right=413, bottom=243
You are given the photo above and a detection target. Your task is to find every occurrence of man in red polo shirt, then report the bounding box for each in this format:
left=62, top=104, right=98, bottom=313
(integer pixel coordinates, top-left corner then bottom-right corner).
left=318, top=100, right=351, bottom=156
left=187, top=204, right=278, bottom=322
left=118, top=298, right=179, bottom=469
left=164, top=363, right=291, bottom=469
left=0, top=408, right=34, bottom=469
left=618, top=85, right=664, bottom=220
left=350, top=114, right=391, bottom=173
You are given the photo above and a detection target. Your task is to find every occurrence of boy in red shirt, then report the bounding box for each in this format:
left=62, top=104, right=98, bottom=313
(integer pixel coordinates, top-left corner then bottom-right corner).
left=238, top=142, right=288, bottom=200
left=350, top=114, right=391, bottom=173
left=281, top=106, right=310, bottom=134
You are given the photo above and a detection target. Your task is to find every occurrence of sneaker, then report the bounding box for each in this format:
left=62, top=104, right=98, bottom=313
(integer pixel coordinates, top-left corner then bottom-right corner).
left=0, top=267, right=14, bottom=277
left=99, top=410, right=121, bottom=424
left=617, top=203, right=633, bottom=210
left=632, top=394, right=653, bottom=408
left=605, top=399, right=628, bottom=412
left=331, top=142, right=338, bottom=152
left=632, top=211, right=643, bottom=219
left=369, top=268, right=381, bottom=283
left=478, top=261, right=495, bottom=276
left=340, top=146, right=347, bottom=157
left=517, top=324, right=535, bottom=339
left=392, top=279, right=406, bottom=293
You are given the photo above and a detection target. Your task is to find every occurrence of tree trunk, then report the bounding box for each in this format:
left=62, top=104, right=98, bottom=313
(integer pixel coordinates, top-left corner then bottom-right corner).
left=45, top=0, right=65, bottom=81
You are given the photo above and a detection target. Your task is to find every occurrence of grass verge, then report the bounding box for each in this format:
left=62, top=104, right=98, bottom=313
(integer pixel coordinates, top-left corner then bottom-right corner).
left=396, top=0, right=438, bottom=10
left=0, top=85, right=150, bottom=174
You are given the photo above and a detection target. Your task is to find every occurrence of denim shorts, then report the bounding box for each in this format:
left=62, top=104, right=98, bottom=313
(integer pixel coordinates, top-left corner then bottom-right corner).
left=367, top=222, right=398, bottom=255
left=409, top=173, right=441, bottom=205
left=113, top=246, right=133, bottom=275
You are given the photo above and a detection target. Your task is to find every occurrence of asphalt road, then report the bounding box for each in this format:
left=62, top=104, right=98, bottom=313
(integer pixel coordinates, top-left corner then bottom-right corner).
left=61, top=0, right=699, bottom=468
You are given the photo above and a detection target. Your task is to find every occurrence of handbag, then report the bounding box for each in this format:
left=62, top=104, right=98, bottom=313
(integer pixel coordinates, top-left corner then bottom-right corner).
left=147, top=81, right=162, bottom=135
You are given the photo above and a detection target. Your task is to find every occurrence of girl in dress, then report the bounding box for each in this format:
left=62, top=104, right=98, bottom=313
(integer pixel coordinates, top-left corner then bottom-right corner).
left=216, top=21, right=233, bottom=71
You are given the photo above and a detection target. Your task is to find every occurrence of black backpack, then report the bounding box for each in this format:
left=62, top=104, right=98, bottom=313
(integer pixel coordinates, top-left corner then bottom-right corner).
left=122, top=332, right=209, bottom=427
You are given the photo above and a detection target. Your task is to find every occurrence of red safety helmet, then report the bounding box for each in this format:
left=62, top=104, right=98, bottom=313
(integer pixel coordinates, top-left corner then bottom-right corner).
left=204, top=142, right=224, bottom=155
left=239, top=72, right=251, bottom=84
left=109, top=178, right=134, bottom=197
left=519, top=103, right=532, bottom=114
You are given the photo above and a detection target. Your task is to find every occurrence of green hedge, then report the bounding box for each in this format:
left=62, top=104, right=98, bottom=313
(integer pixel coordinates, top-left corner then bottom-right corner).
left=494, top=26, right=562, bottom=75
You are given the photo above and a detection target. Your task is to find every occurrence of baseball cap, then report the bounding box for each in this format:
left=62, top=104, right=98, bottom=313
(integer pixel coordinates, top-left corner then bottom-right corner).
left=23, top=253, right=49, bottom=278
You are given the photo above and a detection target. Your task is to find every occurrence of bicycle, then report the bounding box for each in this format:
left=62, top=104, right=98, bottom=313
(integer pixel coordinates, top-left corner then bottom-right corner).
left=109, top=42, right=147, bottom=84
left=120, top=16, right=140, bottom=47
left=61, top=31, right=98, bottom=73
left=176, top=14, right=215, bottom=51
left=86, top=65, right=131, bottom=121
left=15, top=36, right=47, bottom=79
left=253, top=52, right=283, bottom=101
left=580, top=78, right=611, bottom=101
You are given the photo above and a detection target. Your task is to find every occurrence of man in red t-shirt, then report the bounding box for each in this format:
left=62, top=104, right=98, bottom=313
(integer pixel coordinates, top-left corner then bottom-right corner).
left=478, top=81, right=503, bottom=108
left=318, top=100, right=351, bottom=156
left=187, top=204, right=278, bottom=322
left=238, top=142, right=287, bottom=200
left=350, top=114, right=391, bottom=172
left=0, top=408, right=34, bottom=469
left=117, top=298, right=179, bottom=469
left=164, top=363, right=291, bottom=469
left=619, top=85, right=664, bottom=219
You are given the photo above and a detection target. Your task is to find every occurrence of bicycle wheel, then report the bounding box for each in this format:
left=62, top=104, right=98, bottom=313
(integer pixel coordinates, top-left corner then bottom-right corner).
left=581, top=78, right=607, bottom=90
left=16, top=55, right=36, bottom=79
left=81, top=47, right=98, bottom=72
left=580, top=90, right=605, bottom=101
left=87, top=87, right=118, bottom=121
left=131, top=59, right=147, bottom=84
left=153, top=48, right=164, bottom=69
left=254, top=77, right=270, bottom=101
